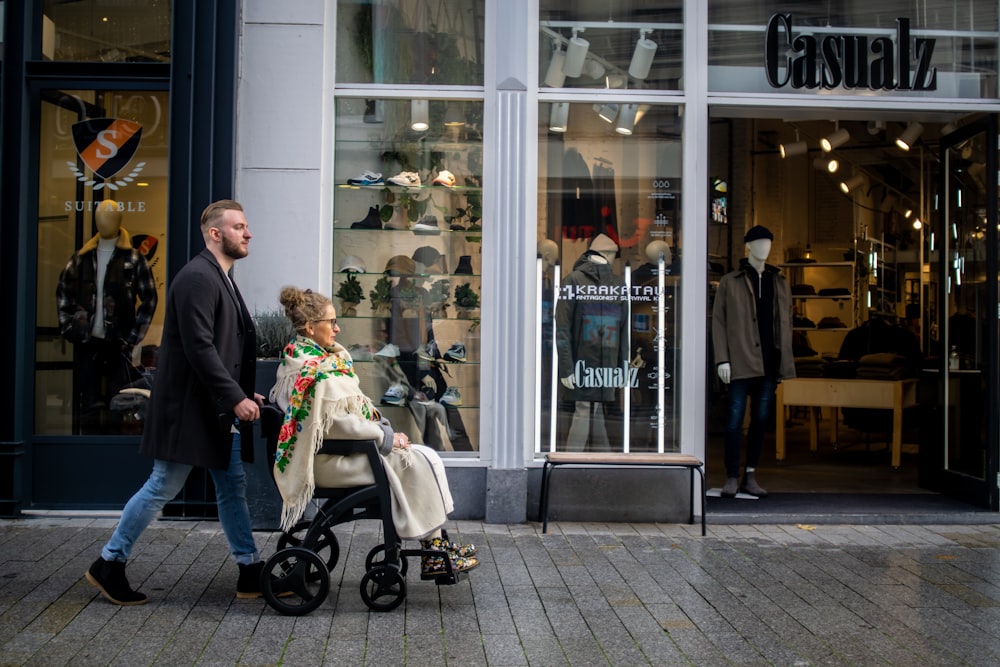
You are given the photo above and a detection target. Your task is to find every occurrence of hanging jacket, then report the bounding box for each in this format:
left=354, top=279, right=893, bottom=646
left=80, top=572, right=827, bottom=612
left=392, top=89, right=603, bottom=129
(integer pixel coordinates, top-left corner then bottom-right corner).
left=555, top=251, right=628, bottom=402
left=56, top=228, right=157, bottom=347
left=712, top=259, right=796, bottom=381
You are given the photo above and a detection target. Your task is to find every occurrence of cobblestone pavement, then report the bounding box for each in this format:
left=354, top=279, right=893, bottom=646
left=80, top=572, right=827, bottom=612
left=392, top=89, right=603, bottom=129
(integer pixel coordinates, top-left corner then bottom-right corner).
left=1, top=516, right=999, bottom=666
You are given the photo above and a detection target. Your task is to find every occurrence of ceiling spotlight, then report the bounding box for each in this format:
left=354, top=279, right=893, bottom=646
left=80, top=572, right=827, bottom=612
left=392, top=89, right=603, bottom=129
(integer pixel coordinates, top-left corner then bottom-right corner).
left=895, top=121, right=924, bottom=150
left=410, top=99, right=429, bottom=132
left=615, top=103, right=638, bottom=135
left=780, top=140, right=807, bottom=158
left=593, top=102, right=618, bottom=123
left=867, top=119, right=886, bottom=135
left=563, top=27, right=589, bottom=78
left=443, top=102, right=465, bottom=127
left=582, top=59, right=605, bottom=79
left=628, top=28, right=657, bottom=80
left=894, top=202, right=913, bottom=218
left=813, top=157, right=838, bottom=173
left=820, top=127, right=850, bottom=152
left=912, top=219, right=923, bottom=230
left=941, top=121, right=959, bottom=136
left=839, top=173, right=867, bottom=194
left=549, top=102, right=569, bottom=133
left=544, top=45, right=566, bottom=88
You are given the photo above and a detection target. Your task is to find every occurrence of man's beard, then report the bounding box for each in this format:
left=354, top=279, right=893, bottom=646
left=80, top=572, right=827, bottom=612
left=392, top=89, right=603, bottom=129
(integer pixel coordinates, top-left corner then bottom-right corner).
left=222, top=235, right=248, bottom=259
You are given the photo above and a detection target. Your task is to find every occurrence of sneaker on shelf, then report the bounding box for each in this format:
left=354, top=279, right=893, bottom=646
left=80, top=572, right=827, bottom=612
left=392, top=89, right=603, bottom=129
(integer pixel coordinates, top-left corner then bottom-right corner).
left=346, top=171, right=383, bottom=186
left=454, top=255, right=474, bottom=275
left=416, top=340, right=440, bottom=361
left=380, top=382, right=408, bottom=406
left=413, top=215, right=441, bottom=234
left=439, top=386, right=463, bottom=406
left=432, top=170, right=457, bottom=187
left=448, top=219, right=467, bottom=231
left=387, top=171, right=421, bottom=187
left=443, top=342, right=467, bottom=362
left=375, top=343, right=400, bottom=359
left=420, top=375, right=438, bottom=400
left=350, top=206, right=382, bottom=230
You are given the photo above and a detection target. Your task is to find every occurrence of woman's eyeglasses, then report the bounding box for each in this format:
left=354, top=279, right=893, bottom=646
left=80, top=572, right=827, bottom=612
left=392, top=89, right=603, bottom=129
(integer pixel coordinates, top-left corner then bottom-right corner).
left=314, top=318, right=337, bottom=327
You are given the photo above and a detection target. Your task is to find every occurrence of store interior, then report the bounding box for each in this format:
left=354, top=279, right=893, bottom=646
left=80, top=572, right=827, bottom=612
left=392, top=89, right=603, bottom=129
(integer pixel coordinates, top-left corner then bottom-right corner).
left=705, top=110, right=982, bottom=503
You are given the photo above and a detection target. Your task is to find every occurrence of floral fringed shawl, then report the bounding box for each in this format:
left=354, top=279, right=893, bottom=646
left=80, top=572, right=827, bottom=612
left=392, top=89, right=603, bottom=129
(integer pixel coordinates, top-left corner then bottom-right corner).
left=270, top=336, right=384, bottom=531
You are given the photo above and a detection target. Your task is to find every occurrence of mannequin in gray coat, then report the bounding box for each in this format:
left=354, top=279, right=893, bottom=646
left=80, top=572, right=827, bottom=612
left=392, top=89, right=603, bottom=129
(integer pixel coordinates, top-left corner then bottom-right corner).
left=712, top=225, right=794, bottom=498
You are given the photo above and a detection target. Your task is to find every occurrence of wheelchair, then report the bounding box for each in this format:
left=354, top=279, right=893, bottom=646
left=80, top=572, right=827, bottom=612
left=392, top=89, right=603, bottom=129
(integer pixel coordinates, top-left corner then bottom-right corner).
left=259, top=404, right=464, bottom=616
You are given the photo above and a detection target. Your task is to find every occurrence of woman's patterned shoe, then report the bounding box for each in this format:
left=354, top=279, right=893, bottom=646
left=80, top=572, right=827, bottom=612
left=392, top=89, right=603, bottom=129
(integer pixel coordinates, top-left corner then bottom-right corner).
left=426, top=536, right=477, bottom=559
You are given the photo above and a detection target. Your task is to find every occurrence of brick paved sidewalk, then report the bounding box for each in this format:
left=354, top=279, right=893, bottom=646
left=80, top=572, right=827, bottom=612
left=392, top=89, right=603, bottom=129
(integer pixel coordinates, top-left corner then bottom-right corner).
left=1, top=517, right=999, bottom=666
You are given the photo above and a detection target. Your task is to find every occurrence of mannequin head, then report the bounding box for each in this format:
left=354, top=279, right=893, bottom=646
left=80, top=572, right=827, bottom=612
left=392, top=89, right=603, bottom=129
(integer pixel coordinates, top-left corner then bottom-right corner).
left=95, top=200, right=123, bottom=240
left=746, top=239, right=772, bottom=263
left=538, top=239, right=559, bottom=269
left=645, top=240, right=672, bottom=265
left=589, top=233, right=619, bottom=265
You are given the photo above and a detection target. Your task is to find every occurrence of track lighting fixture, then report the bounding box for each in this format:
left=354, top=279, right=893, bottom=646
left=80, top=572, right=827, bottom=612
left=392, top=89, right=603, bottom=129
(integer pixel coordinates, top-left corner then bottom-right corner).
left=582, top=59, right=605, bottom=79
left=544, top=45, right=566, bottom=88
left=894, top=202, right=913, bottom=218
left=410, top=99, right=429, bottom=132
left=895, top=122, right=924, bottom=150
left=563, top=27, right=589, bottom=78
left=839, top=173, right=868, bottom=194
left=813, top=157, right=838, bottom=173
left=593, top=103, right=618, bottom=123
left=615, top=103, right=638, bottom=135
left=628, top=28, right=657, bottom=80
left=820, top=126, right=850, bottom=152
left=549, top=102, right=569, bottom=133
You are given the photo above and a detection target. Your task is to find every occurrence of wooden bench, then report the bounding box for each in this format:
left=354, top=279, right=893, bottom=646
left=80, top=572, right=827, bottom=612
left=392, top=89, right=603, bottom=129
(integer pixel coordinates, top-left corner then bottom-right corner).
left=538, top=452, right=706, bottom=536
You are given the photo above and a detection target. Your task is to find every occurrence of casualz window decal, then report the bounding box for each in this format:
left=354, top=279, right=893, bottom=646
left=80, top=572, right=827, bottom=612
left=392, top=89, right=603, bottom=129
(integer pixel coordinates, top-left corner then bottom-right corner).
left=764, top=14, right=937, bottom=92
left=68, top=118, right=146, bottom=191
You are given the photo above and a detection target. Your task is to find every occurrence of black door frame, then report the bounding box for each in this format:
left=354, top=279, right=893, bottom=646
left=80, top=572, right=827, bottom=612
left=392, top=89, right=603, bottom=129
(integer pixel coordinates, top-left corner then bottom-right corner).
left=930, top=114, right=1000, bottom=510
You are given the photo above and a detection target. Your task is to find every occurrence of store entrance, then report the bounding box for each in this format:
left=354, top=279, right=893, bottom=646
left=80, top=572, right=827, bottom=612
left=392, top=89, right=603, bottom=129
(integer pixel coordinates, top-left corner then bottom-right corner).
left=706, top=110, right=997, bottom=512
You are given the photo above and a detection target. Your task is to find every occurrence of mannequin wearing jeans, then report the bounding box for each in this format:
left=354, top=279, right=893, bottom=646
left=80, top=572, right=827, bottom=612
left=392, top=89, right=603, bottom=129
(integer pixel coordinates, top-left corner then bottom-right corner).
left=712, top=225, right=795, bottom=498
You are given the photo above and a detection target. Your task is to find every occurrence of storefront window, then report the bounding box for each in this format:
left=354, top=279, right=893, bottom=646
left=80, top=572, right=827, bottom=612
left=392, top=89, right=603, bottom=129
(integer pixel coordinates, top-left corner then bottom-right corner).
left=39, top=1, right=171, bottom=62
left=36, top=89, right=169, bottom=435
left=332, top=97, right=483, bottom=454
left=539, top=0, right=683, bottom=92
left=708, top=1, right=999, bottom=98
left=537, top=103, right=682, bottom=454
left=335, top=0, right=484, bottom=86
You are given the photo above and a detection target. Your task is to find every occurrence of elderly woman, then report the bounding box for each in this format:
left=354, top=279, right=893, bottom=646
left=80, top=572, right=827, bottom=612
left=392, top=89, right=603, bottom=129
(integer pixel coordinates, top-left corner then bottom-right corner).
left=269, top=286, right=477, bottom=577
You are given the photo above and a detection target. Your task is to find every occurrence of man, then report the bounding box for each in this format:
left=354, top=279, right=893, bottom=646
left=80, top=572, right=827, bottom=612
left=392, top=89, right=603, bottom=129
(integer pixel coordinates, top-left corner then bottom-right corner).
left=85, top=200, right=266, bottom=605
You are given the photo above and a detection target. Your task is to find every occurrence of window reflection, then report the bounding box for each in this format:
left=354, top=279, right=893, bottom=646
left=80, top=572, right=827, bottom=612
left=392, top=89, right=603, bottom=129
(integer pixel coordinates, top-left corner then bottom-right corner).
left=40, top=0, right=171, bottom=62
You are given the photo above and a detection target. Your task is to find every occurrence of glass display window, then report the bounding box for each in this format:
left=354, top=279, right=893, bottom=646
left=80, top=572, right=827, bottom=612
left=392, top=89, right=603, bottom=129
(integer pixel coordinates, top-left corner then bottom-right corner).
left=537, top=102, right=682, bottom=454
left=708, top=1, right=999, bottom=98
left=333, top=96, right=484, bottom=454
left=39, top=0, right=171, bottom=62
left=335, top=0, right=485, bottom=86
left=539, top=0, right=683, bottom=92
left=36, top=89, right=169, bottom=436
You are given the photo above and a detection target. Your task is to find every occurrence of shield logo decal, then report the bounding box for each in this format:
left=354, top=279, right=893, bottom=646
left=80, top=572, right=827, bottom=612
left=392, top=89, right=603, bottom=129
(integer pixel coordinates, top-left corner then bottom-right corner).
left=72, top=118, right=143, bottom=180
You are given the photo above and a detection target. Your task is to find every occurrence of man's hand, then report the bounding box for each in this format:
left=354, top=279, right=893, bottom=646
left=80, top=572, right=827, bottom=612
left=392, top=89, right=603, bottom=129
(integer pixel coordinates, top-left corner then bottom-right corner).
left=561, top=375, right=576, bottom=390
left=717, top=362, right=731, bottom=385
left=233, top=397, right=260, bottom=422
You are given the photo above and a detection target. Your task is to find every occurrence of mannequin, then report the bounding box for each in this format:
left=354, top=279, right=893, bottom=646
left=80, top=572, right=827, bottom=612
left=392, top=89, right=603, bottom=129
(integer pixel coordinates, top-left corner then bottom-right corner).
left=555, top=233, right=627, bottom=452
left=57, top=199, right=158, bottom=432
left=711, top=225, right=795, bottom=497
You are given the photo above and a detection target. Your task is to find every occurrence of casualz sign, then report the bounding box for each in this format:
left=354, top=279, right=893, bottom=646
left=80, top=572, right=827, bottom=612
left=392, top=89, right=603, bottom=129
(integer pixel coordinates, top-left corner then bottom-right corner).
left=764, top=14, right=937, bottom=92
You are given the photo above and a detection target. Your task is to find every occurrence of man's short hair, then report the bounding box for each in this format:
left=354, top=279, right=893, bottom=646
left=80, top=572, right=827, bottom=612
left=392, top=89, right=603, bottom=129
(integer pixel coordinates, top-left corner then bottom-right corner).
left=200, top=200, right=243, bottom=235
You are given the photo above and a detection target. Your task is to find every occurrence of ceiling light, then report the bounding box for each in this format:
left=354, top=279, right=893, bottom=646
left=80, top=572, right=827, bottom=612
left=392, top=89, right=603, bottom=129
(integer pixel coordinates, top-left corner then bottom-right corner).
left=544, top=46, right=566, bottom=88
left=615, top=103, right=638, bottom=135
left=549, top=102, right=569, bottom=133
left=780, top=140, right=807, bottom=158
left=820, top=127, right=850, bottom=152
left=912, top=219, right=922, bottom=230
left=410, top=99, right=429, bottom=132
left=628, top=28, right=657, bottom=80
left=839, top=173, right=867, bottom=194
left=593, top=103, right=618, bottom=123
left=941, top=121, right=959, bottom=136
left=443, top=102, right=465, bottom=127
left=894, top=202, right=913, bottom=218
left=813, top=157, right=838, bottom=173
left=563, top=27, right=589, bottom=78
left=582, top=59, right=605, bottom=79
left=895, top=122, right=924, bottom=150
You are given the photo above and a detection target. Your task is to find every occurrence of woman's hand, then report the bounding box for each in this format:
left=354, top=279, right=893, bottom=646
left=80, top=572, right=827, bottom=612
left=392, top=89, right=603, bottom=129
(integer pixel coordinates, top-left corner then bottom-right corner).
left=392, top=432, right=411, bottom=449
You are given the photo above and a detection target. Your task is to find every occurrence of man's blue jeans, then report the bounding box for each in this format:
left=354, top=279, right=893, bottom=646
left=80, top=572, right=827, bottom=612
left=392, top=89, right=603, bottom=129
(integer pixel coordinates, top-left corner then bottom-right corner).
left=102, top=435, right=259, bottom=565
left=724, top=376, right=777, bottom=479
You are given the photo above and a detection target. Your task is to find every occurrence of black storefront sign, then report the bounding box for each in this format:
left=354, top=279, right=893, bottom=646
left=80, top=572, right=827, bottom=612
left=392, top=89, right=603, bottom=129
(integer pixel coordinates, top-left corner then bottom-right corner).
left=765, top=14, right=937, bottom=92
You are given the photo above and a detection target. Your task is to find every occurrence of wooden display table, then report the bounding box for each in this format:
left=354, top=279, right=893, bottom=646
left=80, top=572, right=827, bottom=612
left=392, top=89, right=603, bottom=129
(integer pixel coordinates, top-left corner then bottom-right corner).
left=775, top=378, right=919, bottom=469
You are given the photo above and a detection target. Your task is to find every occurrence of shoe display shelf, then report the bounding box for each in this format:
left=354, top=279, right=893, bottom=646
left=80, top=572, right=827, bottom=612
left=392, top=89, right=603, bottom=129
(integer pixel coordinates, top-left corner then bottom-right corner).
left=781, top=244, right=858, bottom=357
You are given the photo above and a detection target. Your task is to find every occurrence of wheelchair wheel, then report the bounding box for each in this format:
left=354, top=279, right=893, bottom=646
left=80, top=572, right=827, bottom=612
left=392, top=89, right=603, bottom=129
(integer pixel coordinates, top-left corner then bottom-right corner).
left=364, top=543, right=408, bottom=577
left=277, top=522, right=340, bottom=574
left=360, top=565, right=406, bottom=612
left=261, top=547, right=330, bottom=616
